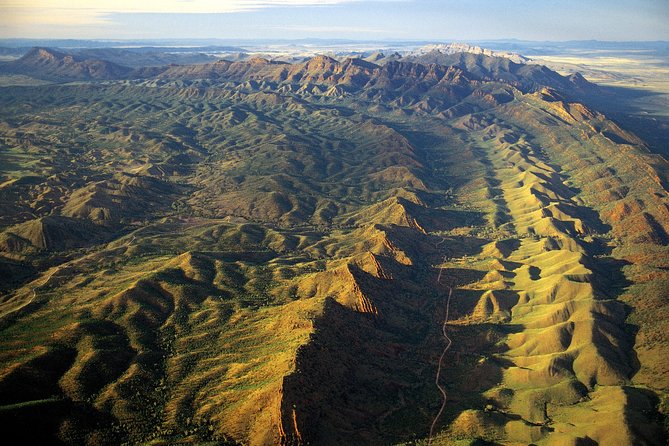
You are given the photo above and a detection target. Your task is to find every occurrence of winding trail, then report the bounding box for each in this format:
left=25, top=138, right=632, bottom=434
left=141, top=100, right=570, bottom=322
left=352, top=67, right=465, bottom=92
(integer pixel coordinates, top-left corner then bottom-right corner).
left=428, top=252, right=453, bottom=445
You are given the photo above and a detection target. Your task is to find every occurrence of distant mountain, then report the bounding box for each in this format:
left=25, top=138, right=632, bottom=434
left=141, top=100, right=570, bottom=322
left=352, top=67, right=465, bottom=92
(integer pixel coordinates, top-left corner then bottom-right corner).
left=0, top=47, right=27, bottom=58
left=149, top=52, right=596, bottom=104
left=147, top=55, right=476, bottom=111
left=0, top=47, right=132, bottom=80
left=0, top=41, right=667, bottom=446
left=71, top=48, right=220, bottom=68
left=400, top=51, right=597, bottom=96
left=415, top=43, right=529, bottom=64
left=0, top=47, right=596, bottom=101
left=363, top=51, right=403, bottom=65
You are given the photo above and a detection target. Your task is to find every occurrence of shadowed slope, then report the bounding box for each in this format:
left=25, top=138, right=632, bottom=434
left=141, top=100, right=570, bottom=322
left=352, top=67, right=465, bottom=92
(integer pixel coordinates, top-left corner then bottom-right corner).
left=0, top=51, right=667, bottom=445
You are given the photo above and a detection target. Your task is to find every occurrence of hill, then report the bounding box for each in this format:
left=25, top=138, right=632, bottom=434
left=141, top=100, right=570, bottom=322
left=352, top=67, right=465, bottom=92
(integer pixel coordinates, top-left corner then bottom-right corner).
left=0, top=47, right=133, bottom=81
left=415, top=43, right=530, bottom=64
left=401, top=50, right=598, bottom=96
left=0, top=49, right=667, bottom=445
left=1, top=46, right=596, bottom=100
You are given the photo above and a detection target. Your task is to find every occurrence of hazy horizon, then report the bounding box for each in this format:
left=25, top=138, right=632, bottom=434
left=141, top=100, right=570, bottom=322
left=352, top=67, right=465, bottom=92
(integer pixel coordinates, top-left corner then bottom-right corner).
left=2, top=0, right=668, bottom=41
left=2, top=37, right=669, bottom=45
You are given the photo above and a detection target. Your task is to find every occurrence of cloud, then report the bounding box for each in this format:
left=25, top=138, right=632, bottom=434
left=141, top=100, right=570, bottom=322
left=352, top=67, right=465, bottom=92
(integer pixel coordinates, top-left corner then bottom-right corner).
left=1, top=0, right=366, bottom=16
left=1, top=0, right=411, bottom=38
left=4, top=7, right=112, bottom=28
left=1, top=0, right=384, bottom=32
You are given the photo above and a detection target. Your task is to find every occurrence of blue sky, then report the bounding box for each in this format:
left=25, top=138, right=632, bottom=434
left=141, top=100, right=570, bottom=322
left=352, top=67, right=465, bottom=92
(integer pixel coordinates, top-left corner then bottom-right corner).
left=2, top=0, right=668, bottom=41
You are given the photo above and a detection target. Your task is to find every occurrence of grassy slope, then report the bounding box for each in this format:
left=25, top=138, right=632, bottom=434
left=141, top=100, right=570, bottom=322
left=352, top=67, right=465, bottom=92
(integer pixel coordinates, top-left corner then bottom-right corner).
left=0, top=68, right=667, bottom=445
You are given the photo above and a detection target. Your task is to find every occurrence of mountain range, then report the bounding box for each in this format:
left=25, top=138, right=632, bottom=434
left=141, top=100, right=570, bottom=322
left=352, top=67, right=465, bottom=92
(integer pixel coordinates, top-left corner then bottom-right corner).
left=1, top=47, right=596, bottom=100
left=0, top=44, right=667, bottom=445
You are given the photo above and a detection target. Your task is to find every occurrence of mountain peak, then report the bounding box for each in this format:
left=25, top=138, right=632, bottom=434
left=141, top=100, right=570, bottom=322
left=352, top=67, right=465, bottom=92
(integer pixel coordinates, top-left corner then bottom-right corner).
left=341, top=57, right=379, bottom=71
left=21, top=47, right=69, bottom=63
left=305, top=54, right=339, bottom=67
left=416, top=42, right=529, bottom=64
left=2, top=46, right=132, bottom=81
left=568, top=71, right=593, bottom=89
left=246, top=56, right=272, bottom=65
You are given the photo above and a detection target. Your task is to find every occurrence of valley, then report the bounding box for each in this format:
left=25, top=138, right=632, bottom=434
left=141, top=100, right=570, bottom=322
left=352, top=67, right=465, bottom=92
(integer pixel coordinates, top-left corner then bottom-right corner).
left=0, top=45, right=667, bottom=445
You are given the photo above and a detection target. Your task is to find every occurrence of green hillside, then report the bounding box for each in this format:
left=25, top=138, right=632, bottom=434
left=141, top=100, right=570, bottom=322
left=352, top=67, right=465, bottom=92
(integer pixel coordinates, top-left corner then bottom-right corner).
left=0, top=50, right=667, bottom=445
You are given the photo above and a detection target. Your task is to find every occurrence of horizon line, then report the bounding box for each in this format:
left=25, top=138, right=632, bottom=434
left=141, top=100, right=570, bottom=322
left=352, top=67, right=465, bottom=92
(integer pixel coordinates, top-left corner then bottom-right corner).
left=1, top=37, right=668, bottom=44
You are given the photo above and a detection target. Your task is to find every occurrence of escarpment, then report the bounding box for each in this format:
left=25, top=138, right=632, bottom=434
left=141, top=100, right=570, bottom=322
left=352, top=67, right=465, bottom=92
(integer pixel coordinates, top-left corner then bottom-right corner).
left=0, top=51, right=666, bottom=445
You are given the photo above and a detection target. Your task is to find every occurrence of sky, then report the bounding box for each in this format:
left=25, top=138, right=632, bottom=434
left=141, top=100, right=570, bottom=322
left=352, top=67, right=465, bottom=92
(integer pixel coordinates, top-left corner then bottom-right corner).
left=1, top=0, right=668, bottom=41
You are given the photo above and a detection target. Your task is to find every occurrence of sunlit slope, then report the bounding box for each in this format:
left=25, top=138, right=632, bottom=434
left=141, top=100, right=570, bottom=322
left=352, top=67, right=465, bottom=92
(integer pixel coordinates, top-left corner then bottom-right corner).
left=0, top=54, right=667, bottom=445
left=429, top=122, right=637, bottom=445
